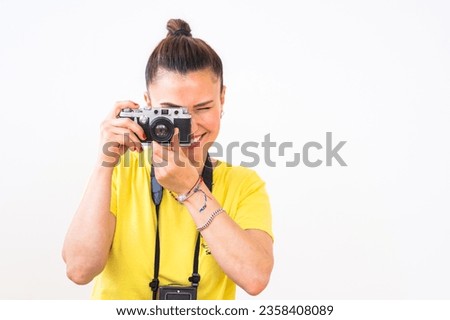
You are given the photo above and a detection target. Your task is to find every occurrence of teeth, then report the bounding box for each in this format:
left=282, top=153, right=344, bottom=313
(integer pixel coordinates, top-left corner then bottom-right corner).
left=192, top=134, right=204, bottom=143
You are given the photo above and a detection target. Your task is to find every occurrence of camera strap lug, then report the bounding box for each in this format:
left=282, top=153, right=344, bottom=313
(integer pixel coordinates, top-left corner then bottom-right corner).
left=189, top=273, right=201, bottom=287
left=149, top=279, right=159, bottom=292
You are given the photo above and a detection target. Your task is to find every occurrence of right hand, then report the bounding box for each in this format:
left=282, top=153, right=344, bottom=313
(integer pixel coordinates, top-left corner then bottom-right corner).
left=97, top=101, right=147, bottom=167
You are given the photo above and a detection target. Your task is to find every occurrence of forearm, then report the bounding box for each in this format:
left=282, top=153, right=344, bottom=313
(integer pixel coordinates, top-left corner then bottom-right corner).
left=183, top=184, right=273, bottom=295
left=62, top=164, right=116, bottom=284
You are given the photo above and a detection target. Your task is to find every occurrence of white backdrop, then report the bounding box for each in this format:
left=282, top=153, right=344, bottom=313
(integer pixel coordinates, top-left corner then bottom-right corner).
left=0, top=0, right=449, bottom=299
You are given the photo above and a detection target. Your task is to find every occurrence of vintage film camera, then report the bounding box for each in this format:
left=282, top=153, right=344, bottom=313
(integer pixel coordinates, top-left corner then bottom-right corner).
left=119, top=107, right=191, bottom=146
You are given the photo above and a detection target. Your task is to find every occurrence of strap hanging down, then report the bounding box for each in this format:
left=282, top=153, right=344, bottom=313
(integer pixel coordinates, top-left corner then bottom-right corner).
left=149, top=167, right=162, bottom=298
left=149, top=155, right=213, bottom=299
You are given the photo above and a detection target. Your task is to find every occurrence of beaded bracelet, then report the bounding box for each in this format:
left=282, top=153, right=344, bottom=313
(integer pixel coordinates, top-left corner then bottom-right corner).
left=197, top=208, right=225, bottom=232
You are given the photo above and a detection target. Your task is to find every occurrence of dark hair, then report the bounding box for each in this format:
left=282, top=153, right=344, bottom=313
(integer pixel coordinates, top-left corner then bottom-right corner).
left=145, top=19, right=223, bottom=91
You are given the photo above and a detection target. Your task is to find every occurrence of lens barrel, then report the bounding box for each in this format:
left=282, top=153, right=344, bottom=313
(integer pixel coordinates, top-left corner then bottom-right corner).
left=150, top=117, right=174, bottom=143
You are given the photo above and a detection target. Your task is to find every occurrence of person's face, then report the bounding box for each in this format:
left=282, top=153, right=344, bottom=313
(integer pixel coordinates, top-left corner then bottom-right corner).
left=145, top=68, right=225, bottom=166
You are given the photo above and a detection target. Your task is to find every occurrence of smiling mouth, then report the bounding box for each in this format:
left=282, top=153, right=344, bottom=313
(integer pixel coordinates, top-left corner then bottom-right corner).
left=190, top=133, right=206, bottom=146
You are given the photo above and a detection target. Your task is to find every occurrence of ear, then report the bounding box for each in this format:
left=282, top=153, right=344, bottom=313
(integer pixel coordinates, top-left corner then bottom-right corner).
left=143, top=91, right=151, bottom=106
left=220, top=85, right=226, bottom=108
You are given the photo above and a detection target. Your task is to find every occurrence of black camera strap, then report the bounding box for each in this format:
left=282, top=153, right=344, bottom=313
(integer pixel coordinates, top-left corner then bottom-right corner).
left=149, top=155, right=213, bottom=300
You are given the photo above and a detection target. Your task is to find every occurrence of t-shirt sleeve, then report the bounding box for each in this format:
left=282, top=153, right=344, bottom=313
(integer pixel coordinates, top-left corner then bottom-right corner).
left=233, top=170, right=273, bottom=240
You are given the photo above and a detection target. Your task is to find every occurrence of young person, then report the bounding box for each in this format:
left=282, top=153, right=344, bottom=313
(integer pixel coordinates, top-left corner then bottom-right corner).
left=62, top=19, right=273, bottom=299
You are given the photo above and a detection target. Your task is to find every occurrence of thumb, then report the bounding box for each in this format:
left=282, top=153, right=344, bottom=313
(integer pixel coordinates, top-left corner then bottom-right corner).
left=171, top=127, right=180, bottom=151
left=171, top=128, right=188, bottom=167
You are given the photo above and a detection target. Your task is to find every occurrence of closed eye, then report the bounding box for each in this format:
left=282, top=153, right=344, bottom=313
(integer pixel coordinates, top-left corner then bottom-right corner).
left=193, top=100, right=214, bottom=110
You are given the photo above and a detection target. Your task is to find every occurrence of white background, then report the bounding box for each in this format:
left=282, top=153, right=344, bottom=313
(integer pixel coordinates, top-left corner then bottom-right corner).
left=0, top=0, right=449, bottom=299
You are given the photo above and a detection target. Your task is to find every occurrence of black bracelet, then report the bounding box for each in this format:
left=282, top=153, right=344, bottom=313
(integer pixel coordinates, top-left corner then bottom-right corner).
left=170, top=176, right=202, bottom=203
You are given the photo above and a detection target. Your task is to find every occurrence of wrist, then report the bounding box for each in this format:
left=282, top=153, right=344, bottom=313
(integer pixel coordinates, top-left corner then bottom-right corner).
left=94, top=158, right=117, bottom=172
left=171, top=175, right=202, bottom=203
left=181, top=181, right=214, bottom=215
left=97, top=149, right=121, bottom=168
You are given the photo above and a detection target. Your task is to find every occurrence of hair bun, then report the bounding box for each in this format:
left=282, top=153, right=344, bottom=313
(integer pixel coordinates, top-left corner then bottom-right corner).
left=167, top=18, right=192, bottom=37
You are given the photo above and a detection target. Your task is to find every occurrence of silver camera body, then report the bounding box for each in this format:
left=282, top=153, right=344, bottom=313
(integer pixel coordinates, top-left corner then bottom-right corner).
left=119, top=107, right=192, bottom=146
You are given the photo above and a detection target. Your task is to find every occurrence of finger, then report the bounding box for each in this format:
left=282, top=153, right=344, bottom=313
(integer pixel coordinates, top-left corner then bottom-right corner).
left=110, top=127, right=143, bottom=151
left=109, top=100, right=140, bottom=119
left=104, top=132, right=137, bottom=152
left=170, top=128, right=188, bottom=167
left=101, top=125, right=133, bottom=153
left=151, top=141, right=170, bottom=167
left=103, top=122, right=142, bottom=147
left=171, top=127, right=180, bottom=151
left=110, top=118, right=146, bottom=140
left=152, top=140, right=173, bottom=160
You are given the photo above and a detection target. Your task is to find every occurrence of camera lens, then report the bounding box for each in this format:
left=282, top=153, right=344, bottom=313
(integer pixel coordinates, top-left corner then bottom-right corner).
left=154, top=124, right=169, bottom=137
left=150, top=117, right=174, bottom=143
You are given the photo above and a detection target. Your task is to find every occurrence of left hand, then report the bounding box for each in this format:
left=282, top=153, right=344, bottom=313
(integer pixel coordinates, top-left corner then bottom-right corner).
left=151, top=128, right=199, bottom=194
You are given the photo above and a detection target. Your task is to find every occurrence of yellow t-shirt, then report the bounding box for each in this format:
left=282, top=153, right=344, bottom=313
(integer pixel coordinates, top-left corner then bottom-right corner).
left=91, top=149, right=273, bottom=300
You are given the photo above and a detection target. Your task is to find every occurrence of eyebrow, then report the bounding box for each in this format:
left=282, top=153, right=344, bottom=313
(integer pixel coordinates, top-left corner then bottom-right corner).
left=160, top=100, right=214, bottom=108
left=194, top=100, right=214, bottom=107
